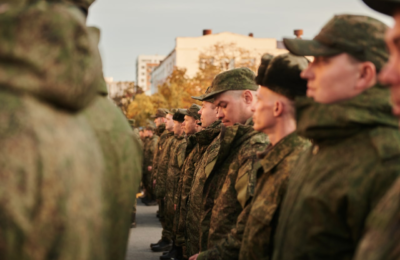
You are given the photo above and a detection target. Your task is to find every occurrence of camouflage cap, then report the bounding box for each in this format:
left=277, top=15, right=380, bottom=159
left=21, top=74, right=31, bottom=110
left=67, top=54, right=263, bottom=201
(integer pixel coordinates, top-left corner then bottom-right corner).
left=150, top=108, right=169, bottom=119
left=362, top=0, right=400, bottom=16
left=255, top=54, right=274, bottom=85
left=260, top=53, right=309, bottom=100
left=191, top=86, right=215, bottom=103
left=181, top=104, right=201, bottom=120
left=192, top=67, right=258, bottom=101
left=0, top=1, right=101, bottom=111
left=172, top=109, right=186, bottom=123
left=283, top=15, right=389, bottom=70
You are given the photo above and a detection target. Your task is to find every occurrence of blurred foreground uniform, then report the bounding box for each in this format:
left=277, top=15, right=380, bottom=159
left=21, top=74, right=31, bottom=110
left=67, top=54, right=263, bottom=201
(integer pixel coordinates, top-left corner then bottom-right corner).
left=0, top=2, right=106, bottom=259
left=83, top=28, right=143, bottom=259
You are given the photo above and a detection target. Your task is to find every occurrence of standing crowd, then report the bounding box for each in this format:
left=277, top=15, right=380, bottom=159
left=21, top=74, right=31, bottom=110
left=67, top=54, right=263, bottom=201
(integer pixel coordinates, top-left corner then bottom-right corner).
left=141, top=1, right=400, bottom=260
left=2, top=0, right=400, bottom=260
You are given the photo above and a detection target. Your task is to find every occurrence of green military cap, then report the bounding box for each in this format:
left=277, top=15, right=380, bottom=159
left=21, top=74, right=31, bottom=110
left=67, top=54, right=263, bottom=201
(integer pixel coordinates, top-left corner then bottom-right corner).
left=283, top=15, right=389, bottom=70
left=172, top=109, right=186, bottom=123
left=362, top=0, right=400, bottom=16
left=255, top=54, right=274, bottom=85
left=181, top=104, right=201, bottom=120
left=191, top=86, right=215, bottom=103
left=259, top=53, right=309, bottom=100
left=192, top=67, right=258, bottom=101
left=150, top=108, right=169, bottom=119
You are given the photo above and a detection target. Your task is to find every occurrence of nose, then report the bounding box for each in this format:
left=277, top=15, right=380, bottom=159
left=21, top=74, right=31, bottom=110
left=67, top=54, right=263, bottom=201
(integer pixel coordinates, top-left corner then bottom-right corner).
left=379, top=59, right=400, bottom=86
left=300, top=64, right=313, bottom=80
left=216, top=107, right=224, bottom=120
left=198, top=107, right=203, bottom=115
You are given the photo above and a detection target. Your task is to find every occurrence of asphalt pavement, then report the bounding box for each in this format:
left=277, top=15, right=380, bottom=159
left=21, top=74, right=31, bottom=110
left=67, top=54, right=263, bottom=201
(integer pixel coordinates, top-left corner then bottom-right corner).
left=126, top=200, right=163, bottom=260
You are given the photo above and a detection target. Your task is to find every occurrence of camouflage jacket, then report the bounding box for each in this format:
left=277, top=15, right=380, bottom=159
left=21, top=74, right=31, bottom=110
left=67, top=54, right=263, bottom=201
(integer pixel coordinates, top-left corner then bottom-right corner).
left=272, top=86, right=400, bottom=260
left=83, top=95, right=143, bottom=260
left=0, top=3, right=107, bottom=260
left=165, top=135, right=187, bottom=204
left=197, top=133, right=310, bottom=260
left=143, top=135, right=159, bottom=182
left=155, top=132, right=176, bottom=199
left=176, top=121, right=222, bottom=247
left=151, top=124, right=167, bottom=183
left=354, top=174, right=400, bottom=260
left=199, top=121, right=269, bottom=254
left=185, top=121, right=223, bottom=256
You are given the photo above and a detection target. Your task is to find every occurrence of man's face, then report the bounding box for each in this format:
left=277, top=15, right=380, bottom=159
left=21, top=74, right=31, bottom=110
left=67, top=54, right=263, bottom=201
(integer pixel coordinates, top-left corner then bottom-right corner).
left=253, top=87, right=278, bottom=132
left=214, top=90, right=253, bottom=126
left=145, top=130, right=153, bottom=137
left=301, top=53, right=363, bottom=104
left=173, top=120, right=183, bottom=136
left=380, top=9, right=400, bottom=117
left=199, top=101, right=217, bottom=128
left=184, top=115, right=198, bottom=135
left=154, top=117, right=164, bottom=127
left=165, top=114, right=174, bottom=131
left=139, top=131, right=144, bottom=139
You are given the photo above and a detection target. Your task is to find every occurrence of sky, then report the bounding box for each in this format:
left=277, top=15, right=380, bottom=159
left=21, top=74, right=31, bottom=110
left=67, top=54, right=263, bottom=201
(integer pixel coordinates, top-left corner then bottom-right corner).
left=87, top=0, right=393, bottom=82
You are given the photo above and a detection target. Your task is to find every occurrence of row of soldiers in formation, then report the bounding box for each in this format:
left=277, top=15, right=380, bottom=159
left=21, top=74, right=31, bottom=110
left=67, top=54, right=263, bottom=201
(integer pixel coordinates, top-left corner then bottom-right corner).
left=138, top=3, right=400, bottom=260
left=0, top=0, right=144, bottom=260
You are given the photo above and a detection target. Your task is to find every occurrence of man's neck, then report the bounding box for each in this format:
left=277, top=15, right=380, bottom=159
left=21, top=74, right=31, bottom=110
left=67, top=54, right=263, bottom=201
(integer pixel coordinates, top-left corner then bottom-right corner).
left=264, top=118, right=296, bottom=146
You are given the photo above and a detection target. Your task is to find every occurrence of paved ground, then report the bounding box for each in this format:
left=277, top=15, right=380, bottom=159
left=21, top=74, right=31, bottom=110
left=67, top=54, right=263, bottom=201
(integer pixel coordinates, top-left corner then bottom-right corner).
left=126, top=200, right=163, bottom=260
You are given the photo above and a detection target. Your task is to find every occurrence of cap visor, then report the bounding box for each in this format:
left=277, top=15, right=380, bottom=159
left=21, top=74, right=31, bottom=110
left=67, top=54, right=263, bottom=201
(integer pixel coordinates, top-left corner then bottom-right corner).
left=283, top=38, right=342, bottom=57
left=363, top=0, right=397, bottom=16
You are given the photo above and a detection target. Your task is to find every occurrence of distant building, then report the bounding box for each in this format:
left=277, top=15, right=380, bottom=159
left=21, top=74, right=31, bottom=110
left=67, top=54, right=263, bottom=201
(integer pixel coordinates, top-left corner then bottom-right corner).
left=105, top=77, right=135, bottom=99
left=150, top=30, right=288, bottom=94
left=136, top=55, right=166, bottom=95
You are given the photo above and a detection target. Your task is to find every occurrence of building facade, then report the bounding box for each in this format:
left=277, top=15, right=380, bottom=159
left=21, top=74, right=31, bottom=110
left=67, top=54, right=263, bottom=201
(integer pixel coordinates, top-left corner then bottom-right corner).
left=150, top=30, right=288, bottom=94
left=136, top=55, right=166, bottom=95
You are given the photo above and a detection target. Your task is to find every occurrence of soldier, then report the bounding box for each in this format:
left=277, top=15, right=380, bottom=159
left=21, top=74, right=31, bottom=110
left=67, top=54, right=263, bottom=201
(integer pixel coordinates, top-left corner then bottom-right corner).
left=161, top=109, right=188, bottom=260
left=187, top=68, right=269, bottom=260
left=0, top=1, right=107, bottom=260
left=272, top=15, right=400, bottom=260
left=198, top=53, right=311, bottom=260
left=142, top=124, right=159, bottom=206
left=162, top=104, right=203, bottom=260
left=353, top=1, right=400, bottom=260
left=151, top=110, right=176, bottom=252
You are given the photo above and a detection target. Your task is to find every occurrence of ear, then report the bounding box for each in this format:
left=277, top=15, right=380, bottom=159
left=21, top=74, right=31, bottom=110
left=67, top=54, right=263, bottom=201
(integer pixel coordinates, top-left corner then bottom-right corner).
left=273, top=101, right=284, bottom=117
left=355, top=61, right=377, bottom=90
left=243, top=90, right=254, bottom=104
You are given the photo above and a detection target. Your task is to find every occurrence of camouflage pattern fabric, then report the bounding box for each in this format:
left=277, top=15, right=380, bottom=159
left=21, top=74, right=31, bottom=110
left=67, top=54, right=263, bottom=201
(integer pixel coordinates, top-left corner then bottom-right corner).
left=82, top=24, right=143, bottom=260
left=197, top=133, right=310, bottom=260
left=176, top=121, right=222, bottom=250
left=199, top=120, right=269, bottom=254
left=151, top=123, right=166, bottom=185
left=164, top=135, right=187, bottom=240
left=283, top=15, right=388, bottom=70
left=143, top=135, right=159, bottom=201
left=354, top=176, right=400, bottom=260
left=0, top=2, right=106, bottom=260
left=272, top=85, right=400, bottom=260
left=185, top=122, right=223, bottom=256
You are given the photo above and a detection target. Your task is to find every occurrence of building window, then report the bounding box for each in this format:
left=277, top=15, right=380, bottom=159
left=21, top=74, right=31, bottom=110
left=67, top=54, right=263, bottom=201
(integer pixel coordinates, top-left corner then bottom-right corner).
left=141, top=66, right=145, bottom=69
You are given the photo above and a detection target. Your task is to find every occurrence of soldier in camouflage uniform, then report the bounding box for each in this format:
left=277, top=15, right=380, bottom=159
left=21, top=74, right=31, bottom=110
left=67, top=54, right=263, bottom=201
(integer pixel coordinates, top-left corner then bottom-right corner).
left=187, top=68, right=270, bottom=260
left=142, top=124, right=159, bottom=205
left=151, top=110, right=176, bottom=252
left=162, top=104, right=202, bottom=260
left=271, top=15, right=400, bottom=260
left=197, top=54, right=311, bottom=260
left=0, top=1, right=107, bottom=259
left=48, top=0, right=143, bottom=256
left=353, top=1, right=400, bottom=260
left=161, top=109, right=188, bottom=260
